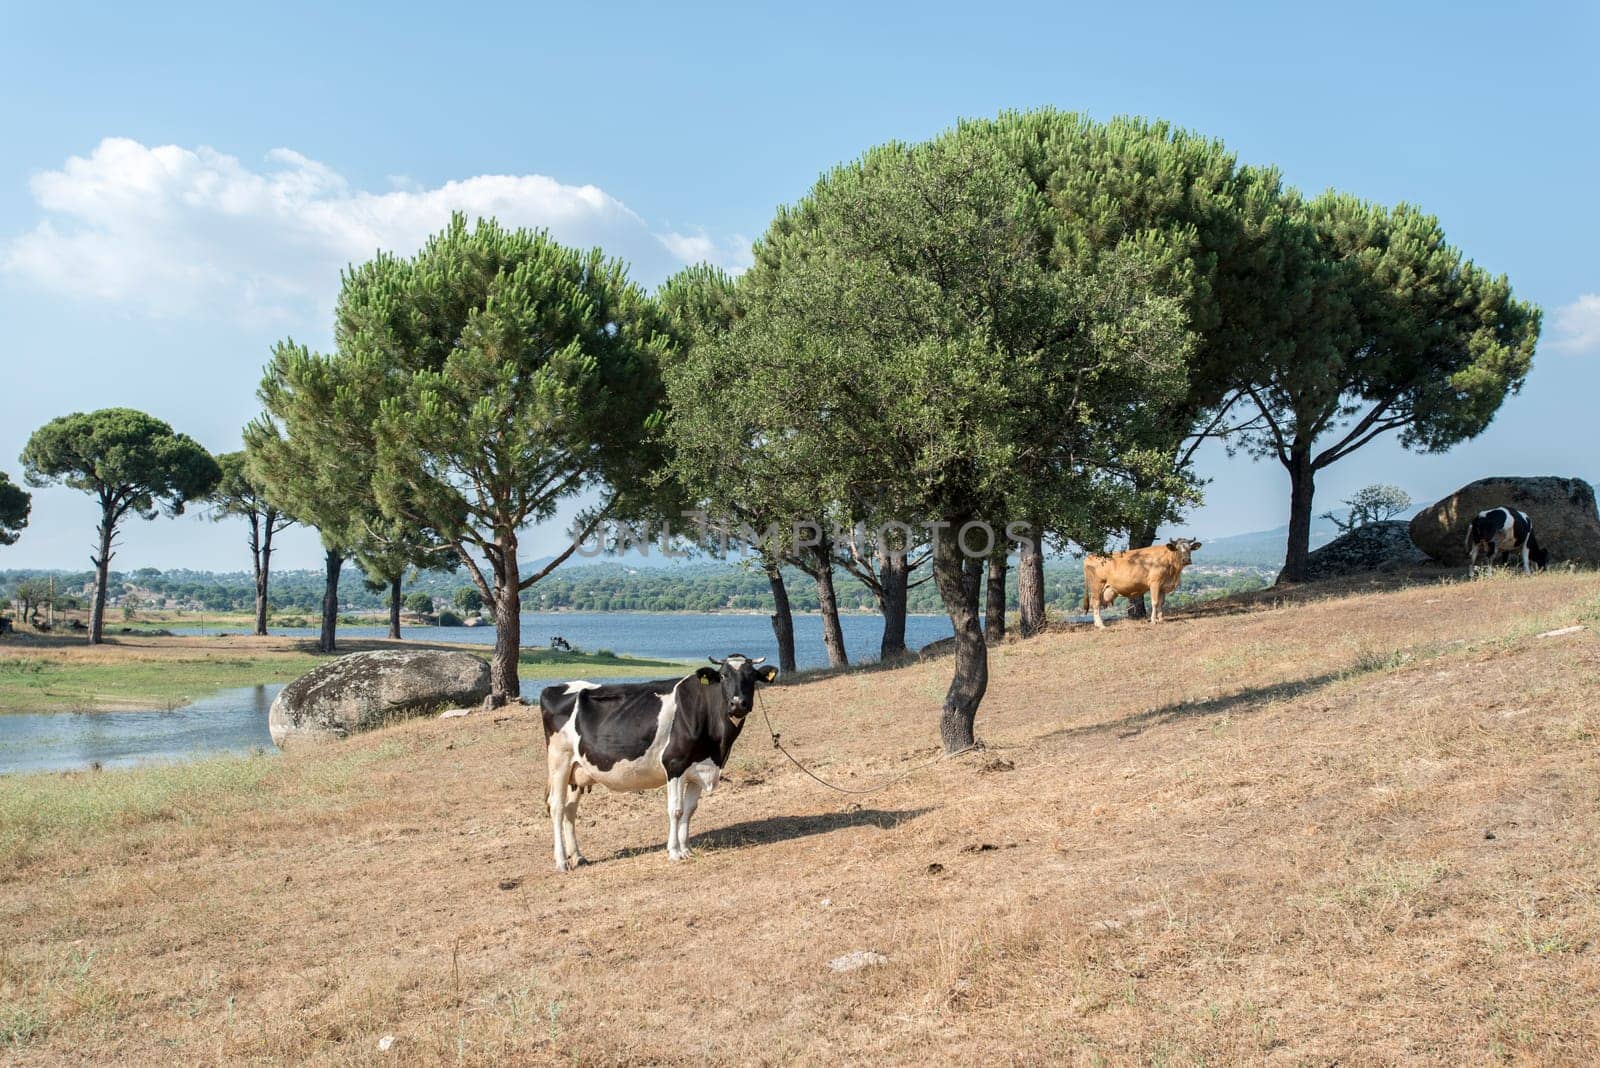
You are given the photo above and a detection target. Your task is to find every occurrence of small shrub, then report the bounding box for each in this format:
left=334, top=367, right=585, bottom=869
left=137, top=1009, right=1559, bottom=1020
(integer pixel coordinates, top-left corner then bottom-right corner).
left=436, top=610, right=463, bottom=627
left=1348, top=645, right=1409, bottom=675
left=0, top=1001, right=48, bottom=1048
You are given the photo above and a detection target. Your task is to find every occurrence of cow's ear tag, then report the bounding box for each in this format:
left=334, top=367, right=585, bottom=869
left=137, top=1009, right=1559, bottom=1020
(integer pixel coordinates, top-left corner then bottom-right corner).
left=700, top=676, right=710, bottom=685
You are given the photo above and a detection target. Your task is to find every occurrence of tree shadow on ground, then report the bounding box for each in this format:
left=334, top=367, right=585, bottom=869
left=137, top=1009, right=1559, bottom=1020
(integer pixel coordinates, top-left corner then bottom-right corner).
left=0, top=630, right=89, bottom=650
left=1178, top=564, right=1458, bottom=621
left=1039, top=670, right=1350, bottom=744
left=603, top=806, right=933, bottom=862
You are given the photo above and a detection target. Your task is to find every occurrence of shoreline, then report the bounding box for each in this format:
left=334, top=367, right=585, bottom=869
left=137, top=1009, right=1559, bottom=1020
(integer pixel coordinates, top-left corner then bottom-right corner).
left=0, top=632, right=690, bottom=716
left=160, top=608, right=954, bottom=624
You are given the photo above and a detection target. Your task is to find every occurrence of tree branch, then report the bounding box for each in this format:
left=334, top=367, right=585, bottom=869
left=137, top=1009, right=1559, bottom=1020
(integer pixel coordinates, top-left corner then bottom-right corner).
left=1315, top=414, right=1409, bottom=469
left=454, top=540, right=495, bottom=607
left=1176, top=391, right=1265, bottom=468
left=1244, top=386, right=1292, bottom=467
left=1312, top=397, right=1400, bottom=469
left=518, top=508, right=610, bottom=590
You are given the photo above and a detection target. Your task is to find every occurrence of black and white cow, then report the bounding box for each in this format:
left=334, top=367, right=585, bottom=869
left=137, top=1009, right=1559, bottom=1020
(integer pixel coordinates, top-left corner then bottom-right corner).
left=1466, top=506, right=1549, bottom=574
left=540, top=653, right=778, bottom=871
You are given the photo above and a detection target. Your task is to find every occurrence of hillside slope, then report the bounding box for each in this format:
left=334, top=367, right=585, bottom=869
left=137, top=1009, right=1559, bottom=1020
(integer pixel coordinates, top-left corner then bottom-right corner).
left=3, top=571, right=1599, bottom=1064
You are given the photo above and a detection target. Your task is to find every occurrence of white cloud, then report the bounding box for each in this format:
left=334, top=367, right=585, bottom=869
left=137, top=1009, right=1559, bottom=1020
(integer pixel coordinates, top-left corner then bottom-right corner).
left=657, top=228, right=754, bottom=273
left=2, top=137, right=737, bottom=322
left=1548, top=293, right=1600, bottom=356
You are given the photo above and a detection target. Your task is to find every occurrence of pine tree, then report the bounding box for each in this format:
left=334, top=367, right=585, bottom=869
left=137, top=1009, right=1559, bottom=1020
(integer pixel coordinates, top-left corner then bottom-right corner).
left=0, top=471, right=30, bottom=547
left=206, top=451, right=294, bottom=635
left=1243, top=195, right=1540, bottom=581
left=22, top=409, right=219, bottom=643
left=679, top=127, right=1190, bottom=750
left=263, top=215, right=671, bottom=701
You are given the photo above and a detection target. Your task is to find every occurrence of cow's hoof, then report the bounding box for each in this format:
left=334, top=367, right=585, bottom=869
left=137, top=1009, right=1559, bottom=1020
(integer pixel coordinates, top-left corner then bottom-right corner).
left=554, top=858, right=576, bottom=873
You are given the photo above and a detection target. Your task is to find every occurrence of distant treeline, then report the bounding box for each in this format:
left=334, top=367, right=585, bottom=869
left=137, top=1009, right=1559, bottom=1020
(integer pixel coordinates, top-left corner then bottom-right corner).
left=2, top=561, right=1266, bottom=616
left=523, top=562, right=1266, bottom=614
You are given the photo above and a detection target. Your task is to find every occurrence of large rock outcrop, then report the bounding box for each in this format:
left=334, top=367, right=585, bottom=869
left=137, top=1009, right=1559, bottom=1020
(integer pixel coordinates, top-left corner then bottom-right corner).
left=1299, top=520, right=1429, bottom=581
left=269, top=649, right=491, bottom=747
left=1410, top=476, right=1600, bottom=568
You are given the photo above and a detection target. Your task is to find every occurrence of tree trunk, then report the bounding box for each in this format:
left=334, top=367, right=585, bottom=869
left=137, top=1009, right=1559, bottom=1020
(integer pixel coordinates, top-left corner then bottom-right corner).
left=985, top=554, right=1007, bottom=642
left=253, top=569, right=270, bottom=636
left=1124, top=520, right=1159, bottom=620
left=807, top=543, right=848, bottom=669
left=1018, top=519, right=1046, bottom=637
left=877, top=549, right=910, bottom=661
left=251, top=514, right=273, bottom=636
left=489, top=535, right=523, bottom=704
left=1279, top=449, right=1316, bottom=584
left=318, top=548, right=342, bottom=654
left=932, top=522, right=986, bottom=752
left=387, top=573, right=403, bottom=640
left=763, top=557, right=798, bottom=673
left=962, top=555, right=983, bottom=615
left=88, top=511, right=114, bottom=645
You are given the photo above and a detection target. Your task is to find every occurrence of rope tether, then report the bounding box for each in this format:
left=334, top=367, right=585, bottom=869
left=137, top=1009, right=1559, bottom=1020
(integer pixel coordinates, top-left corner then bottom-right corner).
left=755, top=690, right=980, bottom=795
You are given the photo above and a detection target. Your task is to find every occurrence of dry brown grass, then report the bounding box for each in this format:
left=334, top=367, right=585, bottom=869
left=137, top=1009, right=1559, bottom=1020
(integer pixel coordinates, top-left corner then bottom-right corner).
left=4, top=569, right=1600, bottom=1065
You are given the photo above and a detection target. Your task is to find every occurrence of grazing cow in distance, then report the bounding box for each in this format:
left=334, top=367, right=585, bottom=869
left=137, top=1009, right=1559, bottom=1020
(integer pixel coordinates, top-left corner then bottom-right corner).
left=540, top=653, right=778, bottom=872
left=1466, top=507, right=1548, bottom=575
left=1081, top=539, right=1202, bottom=629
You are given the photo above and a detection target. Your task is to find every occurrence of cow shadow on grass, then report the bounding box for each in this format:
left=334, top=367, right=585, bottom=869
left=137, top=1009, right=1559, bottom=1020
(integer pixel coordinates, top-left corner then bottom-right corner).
left=603, top=806, right=933, bottom=863
left=1039, top=670, right=1349, bottom=744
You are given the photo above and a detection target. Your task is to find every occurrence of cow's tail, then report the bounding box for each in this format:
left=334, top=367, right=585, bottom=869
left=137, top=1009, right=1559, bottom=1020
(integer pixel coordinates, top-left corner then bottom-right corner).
left=1080, top=588, right=1090, bottom=613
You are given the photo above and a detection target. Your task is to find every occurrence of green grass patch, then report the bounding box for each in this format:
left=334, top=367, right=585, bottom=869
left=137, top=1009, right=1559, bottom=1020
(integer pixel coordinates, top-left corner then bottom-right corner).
left=0, top=644, right=683, bottom=714
left=0, top=654, right=322, bottom=714
left=0, top=751, right=280, bottom=867
left=0, top=738, right=418, bottom=868
left=516, top=648, right=686, bottom=677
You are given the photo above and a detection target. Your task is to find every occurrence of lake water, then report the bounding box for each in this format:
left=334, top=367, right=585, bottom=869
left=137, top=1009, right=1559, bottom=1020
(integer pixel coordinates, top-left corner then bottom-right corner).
left=0, top=685, right=283, bottom=775
left=2, top=612, right=956, bottom=775
left=167, top=611, right=957, bottom=670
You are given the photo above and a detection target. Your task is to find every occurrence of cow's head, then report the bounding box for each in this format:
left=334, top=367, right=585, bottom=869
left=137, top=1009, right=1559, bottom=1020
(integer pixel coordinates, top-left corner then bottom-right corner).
left=1530, top=543, right=1551, bottom=571
left=1166, top=538, right=1202, bottom=566
left=697, top=654, right=779, bottom=719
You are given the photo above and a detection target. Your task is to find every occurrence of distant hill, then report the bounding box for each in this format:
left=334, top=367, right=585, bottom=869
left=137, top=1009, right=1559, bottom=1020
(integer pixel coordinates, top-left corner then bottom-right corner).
left=1198, top=514, right=1344, bottom=569
left=584, top=514, right=1356, bottom=574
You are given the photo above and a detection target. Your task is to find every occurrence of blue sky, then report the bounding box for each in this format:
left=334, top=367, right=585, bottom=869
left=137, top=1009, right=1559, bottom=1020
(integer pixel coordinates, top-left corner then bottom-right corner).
left=2, top=0, right=1596, bottom=572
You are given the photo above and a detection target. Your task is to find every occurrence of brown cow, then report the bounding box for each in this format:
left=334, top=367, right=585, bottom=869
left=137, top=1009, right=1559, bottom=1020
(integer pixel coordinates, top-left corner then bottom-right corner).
left=1081, top=539, right=1202, bottom=628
